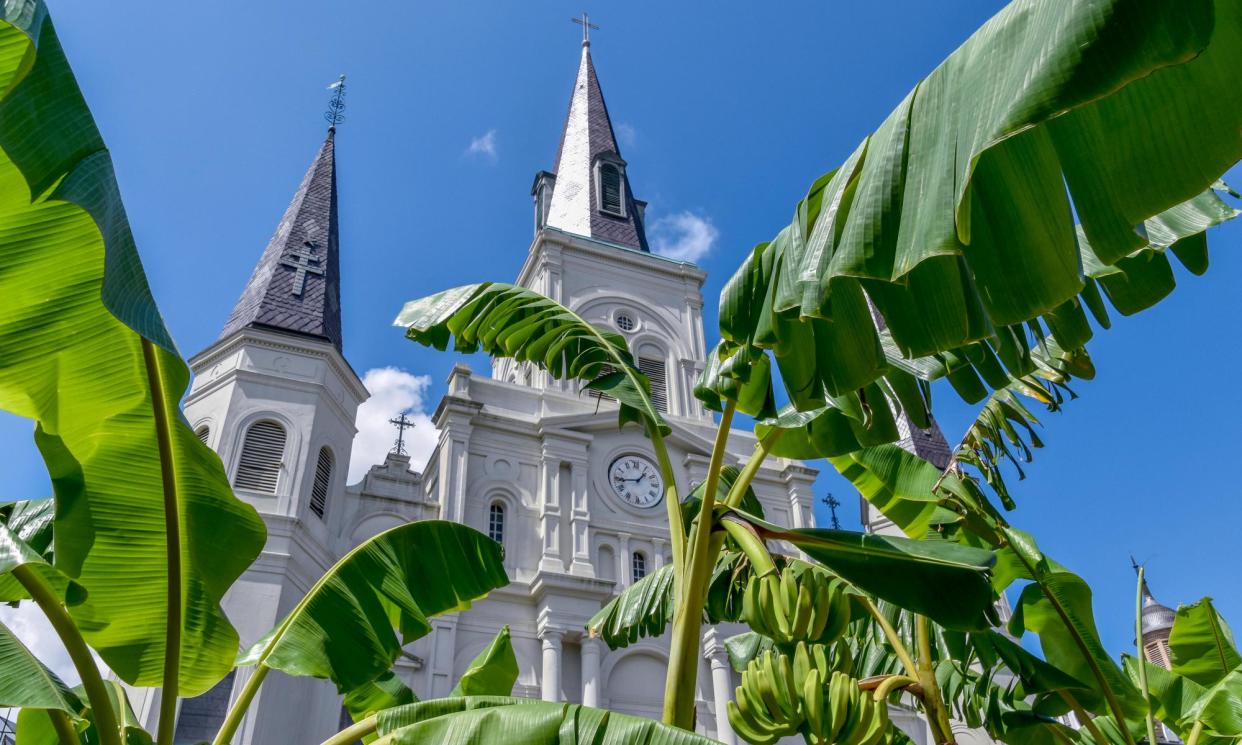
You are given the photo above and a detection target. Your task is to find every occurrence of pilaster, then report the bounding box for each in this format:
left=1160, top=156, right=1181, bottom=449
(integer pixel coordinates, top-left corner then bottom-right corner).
left=704, top=627, right=738, bottom=745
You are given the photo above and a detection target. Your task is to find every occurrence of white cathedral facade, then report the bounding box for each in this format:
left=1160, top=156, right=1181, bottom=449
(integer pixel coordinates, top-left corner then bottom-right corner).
left=132, top=37, right=834, bottom=745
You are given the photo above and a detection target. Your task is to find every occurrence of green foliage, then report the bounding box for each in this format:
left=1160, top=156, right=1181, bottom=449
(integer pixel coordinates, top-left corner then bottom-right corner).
left=449, top=626, right=518, bottom=697
left=0, top=620, right=80, bottom=715
left=1170, top=598, right=1242, bottom=687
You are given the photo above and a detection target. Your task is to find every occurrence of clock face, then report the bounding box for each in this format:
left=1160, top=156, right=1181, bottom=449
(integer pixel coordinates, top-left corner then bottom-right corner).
left=608, top=455, right=663, bottom=509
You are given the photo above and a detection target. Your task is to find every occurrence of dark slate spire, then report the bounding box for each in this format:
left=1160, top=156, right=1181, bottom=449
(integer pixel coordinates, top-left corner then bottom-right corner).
left=220, top=129, right=342, bottom=349
left=544, top=41, right=649, bottom=251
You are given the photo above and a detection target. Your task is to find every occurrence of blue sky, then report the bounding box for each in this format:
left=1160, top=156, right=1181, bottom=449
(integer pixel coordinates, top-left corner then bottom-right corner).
left=3, top=1, right=1239, bottom=666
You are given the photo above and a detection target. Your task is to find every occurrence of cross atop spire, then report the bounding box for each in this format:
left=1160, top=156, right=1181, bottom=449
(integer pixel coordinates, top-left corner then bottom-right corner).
left=571, top=13, right=599, bottom=46
left=389, top=411, right=415, bottom=456
left=324, top=74, right=346, bottom=130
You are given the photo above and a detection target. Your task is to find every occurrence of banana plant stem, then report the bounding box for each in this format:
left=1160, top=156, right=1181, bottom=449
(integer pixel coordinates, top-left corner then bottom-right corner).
left=916, top=615, right=954, bottom=745
left=662, top=401, right=734, bottom=729
left=873, top=674, right=921, bottom=702
left=142, top=339, right=183, bottom=745
left=1055, top=691, right=1109, bottom=745
left=211, top=664, right=269, bottom=745
left=650, top=426, right=685, bottom=585
left=13, top=565, right=123, bottom=745
left=319, top=714, right=377, bottom=745
left=48, top=708, right=79, bottom=745
left=1135, top=567, right=1158, bottom=745
left=702, top=428, right=783, bottom=589
left=861, top=597, right=919, bottom=678
left=1186, top=720, right=1205, bottom=745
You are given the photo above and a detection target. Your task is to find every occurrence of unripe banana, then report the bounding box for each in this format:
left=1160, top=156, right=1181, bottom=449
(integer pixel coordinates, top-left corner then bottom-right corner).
left=741, top=566, right=851, bottom=647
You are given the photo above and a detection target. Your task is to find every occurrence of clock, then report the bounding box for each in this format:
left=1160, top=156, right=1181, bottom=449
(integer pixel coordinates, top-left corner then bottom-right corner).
left=608, top=455, right=663, bottom=509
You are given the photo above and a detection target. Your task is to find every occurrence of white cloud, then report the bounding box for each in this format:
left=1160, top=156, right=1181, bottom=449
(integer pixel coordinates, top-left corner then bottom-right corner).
left=465, top=129, right=498, bottom=161
left=0, top=602, right=110, bottom=685
left=349, top=367, right=439, bottom=483
left=648, top=211, right=719, bottom=263
left=615, top=122, right=637, bottom=149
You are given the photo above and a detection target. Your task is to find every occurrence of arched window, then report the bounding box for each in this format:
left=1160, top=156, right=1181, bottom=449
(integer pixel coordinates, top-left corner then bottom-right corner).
left=194, top=425, right=210, bottom=445
left=637, top=356, right=667, bottom=413
left=598, top=163, right=625, bottom=216
left=309, top=447, right=333, bottom=519
left=234, top=420, right=286, bottom=494
left=488, top=502, right=505, bottom=544
left=631, top=551, right=647, bottom=583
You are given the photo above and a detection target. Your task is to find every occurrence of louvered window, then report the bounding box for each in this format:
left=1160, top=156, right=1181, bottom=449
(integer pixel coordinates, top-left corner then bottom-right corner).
left=599, top=164, right=624, bottom=216
left=588, top=364, right=617, bottom=403
left=234, top=421, right=285, bottom=493
left=488, top=503, right=505, bottom=544
left=631, top=551, right=647, bottom=583
left=195, top=426, right=210, bottom=445
left=309, top=447, right=333, bottom=519
left=638, top=356, right=668, bottom=413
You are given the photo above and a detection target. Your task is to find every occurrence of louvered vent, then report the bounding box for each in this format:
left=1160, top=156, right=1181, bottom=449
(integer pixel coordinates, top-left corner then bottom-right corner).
left=234, top=421, right=286, bottom=494
left=309, top=447, right=333, bottom=519
left=588, top=364, right=617, bottom=403
left=195, top=426, right=210, bottom=445
left=600, top=164, right=623, bottom=215
left=638, top=356, right=668, bottom=413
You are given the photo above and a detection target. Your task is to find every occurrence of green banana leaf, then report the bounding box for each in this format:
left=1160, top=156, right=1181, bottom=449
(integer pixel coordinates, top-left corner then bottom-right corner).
left=1123, top=654, right=1210, bottom=739
left=725, top=509, right=997, bottom=630
left=0, top=620, right=80, bottom=713
left=16, top=679, right=152, bottom=745
left=1186, top=666, right=1242, bottom=737
left=0, top=505, right=82, bottom=605
left=586, top=564, right=675, bottom=649
left=238, top=520, right=508, bottom=694
left=826, top=444, right=957, bottom=539
left=450, top=625, right=518, bottom=697
left=395, top=283, right=667, bottom=435
left=715, top=0, right=1241, bottom=413
left=971, top=630, right=1089, bottom=698
left=1009, top=571, right=1145, bottom=721
left=0, top=6, right=266, bottom=694
left=1170, top=598, right=1242, bottom=687
left=373, top=696, right=722, bottom=744
left=344, top=671, right=417, bottom=724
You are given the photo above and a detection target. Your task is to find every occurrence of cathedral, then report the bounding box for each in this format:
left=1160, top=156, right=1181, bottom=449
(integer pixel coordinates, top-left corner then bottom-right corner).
left=132, top=34, right=826, bottom=745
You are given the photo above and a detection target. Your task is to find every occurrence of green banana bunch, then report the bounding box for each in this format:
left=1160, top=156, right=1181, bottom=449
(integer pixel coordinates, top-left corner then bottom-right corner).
left=729, top=643, right=891, bottom=745
left=741, top=566, right=852, bottom=647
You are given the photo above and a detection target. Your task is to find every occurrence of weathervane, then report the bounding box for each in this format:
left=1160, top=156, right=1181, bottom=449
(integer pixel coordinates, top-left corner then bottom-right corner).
left=822, top=492, right=842, bottom=530
left=389, top=411, right=415, bottom=456
left=325, top=74, right=346, bottom=129
left=572, top=12, right=599, bottom=45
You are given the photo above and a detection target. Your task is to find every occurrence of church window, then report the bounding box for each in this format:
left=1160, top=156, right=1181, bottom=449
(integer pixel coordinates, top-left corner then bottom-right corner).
left=615, top=313, right=635, bottom=332
left=631, top=551, right=647, bottom=583
left=195, top=425, right=210, bottom=446
left=488, top=502, right=505, bottom=544
left=234, top=420, right=286, bottom=494
left=310, top=447, right=333, bottom=519
left=637, top=356, right=668, bottom=414
left=598, top=163, right=625, bottom=216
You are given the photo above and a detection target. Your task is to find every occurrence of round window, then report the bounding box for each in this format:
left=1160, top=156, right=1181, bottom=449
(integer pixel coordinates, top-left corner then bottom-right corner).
left=616, top=313, right=636, bottom=332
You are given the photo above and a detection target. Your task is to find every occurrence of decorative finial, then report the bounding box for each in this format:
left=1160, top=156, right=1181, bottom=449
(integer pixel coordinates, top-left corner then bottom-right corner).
left=572, top=12, right=599, bottom=46
left=821, top=492, right=842, bottom=530
left=388, top=410, right=415, bottom=456
left=325, top=74, right=346, bottom=130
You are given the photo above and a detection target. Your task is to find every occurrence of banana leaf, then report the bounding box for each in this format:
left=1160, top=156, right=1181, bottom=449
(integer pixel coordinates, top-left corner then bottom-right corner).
left=373, top=696, right=722, bottom=744
left=1186, top=666, right=1242, bottom=737
left=1123, top=654, right=1210, bottom=739
left=586, top=564, right=675, bottom=650
left=450, top=625, right=518, bottom=697
left=0, top=620, right=80, bottom=713
left=826, top=444, right=959, bottom=539
left=1170, top=598, right=1242, bottom=687
left=395, top=283, right=667, bottom=435
left=238, top=521, right=508, bottom=694
left=16, top=679, right=152, bottom=745
left=0, top=505, right=82, bottom=605
left=344, top=671, right=417, bottom=725
left=724, top=509, right=997, bottom=630
left=0, top=6, right=266, bottom=694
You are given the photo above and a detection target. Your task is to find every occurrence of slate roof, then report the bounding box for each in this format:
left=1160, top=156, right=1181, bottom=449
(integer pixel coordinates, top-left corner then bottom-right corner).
left=544, top=42, right=649, bottom=251
left=219, top=129, right=342, bottom=349
left=1141, top=579, right=1177, bottom=636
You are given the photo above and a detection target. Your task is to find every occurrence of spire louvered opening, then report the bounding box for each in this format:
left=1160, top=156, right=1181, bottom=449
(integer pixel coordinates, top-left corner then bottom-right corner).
left=195, top=425, right=210, bottom=446
left=310, top=447, right=333, bottom=519
left=637, top=356, right=667, bottom=413
left=234, top=420, right=286, bottom=494
left=598, top=163, right=624, bottom=217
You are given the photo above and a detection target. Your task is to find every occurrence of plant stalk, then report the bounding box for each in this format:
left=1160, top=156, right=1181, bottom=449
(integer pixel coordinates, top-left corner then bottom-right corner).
left=48, top=708, right=79, bottom=745
left=861, top=597, right=919, bottom=678
left=873, top=674, right=921, bottom=702
left=142, top=338, right=183, bottom=745
left=13, top=565, right=123, bottom=745
left=916, top=614, right=954, bottom=745
left=650, top=426, right=685, bottom=583
left=662, top=401, right=734, bottom=729
left=319, top=714, right=378, bottom=745
left=1055, top=690, right=1109, bottom=745
left=211, top=664, right=269, bottom=745
left=1186, top=720, right=1205, bottom=745
left=1134, top=566, right=1158, bottom=745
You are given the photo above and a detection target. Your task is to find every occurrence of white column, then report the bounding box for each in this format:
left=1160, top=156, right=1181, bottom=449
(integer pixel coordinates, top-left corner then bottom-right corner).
left=538, top=453, right=563, bottom=573
left=581, top=636, right=603, bottom=708
left=569, top=459, right=594, bottom=576
left=704, top=628, right=737, bottom=745
left=616, top=532, right=631, bottom=588
left=540, top=628, right=564, bottom=702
